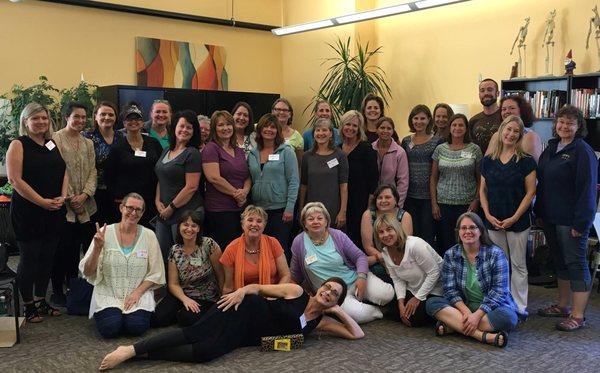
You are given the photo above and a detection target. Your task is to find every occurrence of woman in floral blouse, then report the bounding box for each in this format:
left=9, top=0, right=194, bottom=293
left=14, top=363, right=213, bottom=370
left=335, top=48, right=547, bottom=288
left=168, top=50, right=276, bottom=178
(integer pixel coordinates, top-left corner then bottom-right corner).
left=152, top=210, right=225, bottom=327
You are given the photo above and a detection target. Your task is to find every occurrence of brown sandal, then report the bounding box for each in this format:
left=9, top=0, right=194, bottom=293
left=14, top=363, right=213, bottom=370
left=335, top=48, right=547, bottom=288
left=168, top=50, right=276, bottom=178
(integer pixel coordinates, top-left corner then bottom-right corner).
left=556, top=316, right=585, bottom=331
left=35, top=299, right=61, bottom=316
left=537, top=304, right=570, bottom=318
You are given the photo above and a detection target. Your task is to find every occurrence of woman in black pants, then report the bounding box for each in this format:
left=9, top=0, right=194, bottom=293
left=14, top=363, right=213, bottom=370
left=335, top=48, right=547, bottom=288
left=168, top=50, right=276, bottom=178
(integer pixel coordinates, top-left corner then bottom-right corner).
left=152, top=210, right=224, bottom=327
left=99, top=279, right=362, bottom=370
left=6, top=102, right=68, bottom=322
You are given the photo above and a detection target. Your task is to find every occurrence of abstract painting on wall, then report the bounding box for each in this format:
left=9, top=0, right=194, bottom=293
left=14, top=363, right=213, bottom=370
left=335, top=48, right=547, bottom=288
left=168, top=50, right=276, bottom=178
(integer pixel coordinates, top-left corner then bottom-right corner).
left=136, top=37, right=228, bottom=90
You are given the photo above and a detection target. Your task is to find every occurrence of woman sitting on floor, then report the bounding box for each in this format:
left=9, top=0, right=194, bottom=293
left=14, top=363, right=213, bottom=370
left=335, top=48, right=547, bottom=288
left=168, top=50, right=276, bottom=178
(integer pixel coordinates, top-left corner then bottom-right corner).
left=425, top=212, right=522, bottom=348
left=290, top=202, right=394, bottom=324
left=373, top=213, right=443, bottom=327
left=80, top=192, right=165, bottom=338
left=99, top=278, right=363, bottom=370
left=220, top=205, right=291, bottom=293
left=152, top=210, right=224, bottom=327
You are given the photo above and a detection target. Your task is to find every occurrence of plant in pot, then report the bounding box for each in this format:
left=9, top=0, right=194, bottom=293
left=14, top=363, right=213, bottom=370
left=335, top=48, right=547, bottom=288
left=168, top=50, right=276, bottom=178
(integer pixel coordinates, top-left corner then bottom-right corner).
left=305, top=36, right=392, bottom=127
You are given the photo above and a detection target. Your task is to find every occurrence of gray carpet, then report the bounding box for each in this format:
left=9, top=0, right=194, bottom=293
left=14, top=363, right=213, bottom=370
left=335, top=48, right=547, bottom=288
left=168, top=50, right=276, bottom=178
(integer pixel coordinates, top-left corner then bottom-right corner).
left=1, top=284, right=599, bottom=373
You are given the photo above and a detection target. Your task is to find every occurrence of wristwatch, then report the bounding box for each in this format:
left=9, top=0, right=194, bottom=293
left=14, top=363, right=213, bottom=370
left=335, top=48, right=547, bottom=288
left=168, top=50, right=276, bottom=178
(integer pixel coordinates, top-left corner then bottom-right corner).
left=169, top=201, right=177, bottom=210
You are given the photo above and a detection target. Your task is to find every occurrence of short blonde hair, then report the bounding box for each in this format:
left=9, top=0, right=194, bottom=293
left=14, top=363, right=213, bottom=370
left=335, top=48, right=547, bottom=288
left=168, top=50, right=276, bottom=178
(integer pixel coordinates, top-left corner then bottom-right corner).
left=240, top=205, right=268, bottom=224
left=300, top=202, right=331, bottom=229
left=339, top=110, right=367, bottom=142
left=373, top=213, right=407, bottom=251
left=19, top=102, right=54, bottom=139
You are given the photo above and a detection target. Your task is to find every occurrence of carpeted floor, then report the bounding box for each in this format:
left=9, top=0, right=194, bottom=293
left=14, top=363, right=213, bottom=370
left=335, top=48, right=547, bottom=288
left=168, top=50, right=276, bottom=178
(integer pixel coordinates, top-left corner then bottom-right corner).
left=1, top=283, right=599, bottom=373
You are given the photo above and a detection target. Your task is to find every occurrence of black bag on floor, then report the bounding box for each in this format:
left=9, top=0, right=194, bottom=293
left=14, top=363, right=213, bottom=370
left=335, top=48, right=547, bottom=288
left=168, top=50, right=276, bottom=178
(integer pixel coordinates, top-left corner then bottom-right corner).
left=66, top=277, right=93, bottom=316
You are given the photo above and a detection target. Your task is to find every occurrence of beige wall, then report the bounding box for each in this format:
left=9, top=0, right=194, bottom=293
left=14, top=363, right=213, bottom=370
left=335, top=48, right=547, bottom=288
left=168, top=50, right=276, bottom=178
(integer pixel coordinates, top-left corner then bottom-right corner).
left=0, top=0, right=283, bottom=96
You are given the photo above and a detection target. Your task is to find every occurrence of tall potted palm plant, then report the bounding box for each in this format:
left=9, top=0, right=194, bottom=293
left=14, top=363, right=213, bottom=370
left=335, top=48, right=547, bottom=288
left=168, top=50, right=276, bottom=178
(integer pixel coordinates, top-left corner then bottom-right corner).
left=306, top=36, right=391, bottom=126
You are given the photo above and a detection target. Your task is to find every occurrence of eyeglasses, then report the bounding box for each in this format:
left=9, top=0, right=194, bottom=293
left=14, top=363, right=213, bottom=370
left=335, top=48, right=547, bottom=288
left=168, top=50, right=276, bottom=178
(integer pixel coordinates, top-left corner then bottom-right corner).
left=323, top=283, right=340, bottom=298
left=458, top=225, right=479, bottom=232
left=124, top=205, right=144, bottom=214
left=273, top=108, right=291, bottom=113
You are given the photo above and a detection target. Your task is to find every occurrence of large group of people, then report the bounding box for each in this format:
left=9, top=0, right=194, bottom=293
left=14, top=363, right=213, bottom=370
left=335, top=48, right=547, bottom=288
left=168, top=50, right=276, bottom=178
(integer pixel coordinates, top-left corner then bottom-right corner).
left=5, top=78, right=598, bottom=369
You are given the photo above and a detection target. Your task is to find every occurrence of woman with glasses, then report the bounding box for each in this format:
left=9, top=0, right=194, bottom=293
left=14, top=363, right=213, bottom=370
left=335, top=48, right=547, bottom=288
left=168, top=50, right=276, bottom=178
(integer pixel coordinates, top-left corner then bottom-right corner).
left=51, top=101, right=97, bottom=307
left=83, top=101, right=120, bottom=225
left=7, top=102, right=68, bottom=323
left=154, top=110, right=203, bottom=261
left=272, top=98, right=303, bottom=158
left=80, top=193, right=166, bottom=339
left=232, top=102, right=256, bottom=157
left=426, top=212, right=521, bottom=348
left=105, top=103, right=163, bottom=228
left=98, top=277, right=361, bottom=369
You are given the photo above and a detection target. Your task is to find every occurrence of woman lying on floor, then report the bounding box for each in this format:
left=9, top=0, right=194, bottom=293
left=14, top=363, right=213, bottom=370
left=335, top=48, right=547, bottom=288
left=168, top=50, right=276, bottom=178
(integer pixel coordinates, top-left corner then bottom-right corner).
left=99, top=277, right=363, bottom=370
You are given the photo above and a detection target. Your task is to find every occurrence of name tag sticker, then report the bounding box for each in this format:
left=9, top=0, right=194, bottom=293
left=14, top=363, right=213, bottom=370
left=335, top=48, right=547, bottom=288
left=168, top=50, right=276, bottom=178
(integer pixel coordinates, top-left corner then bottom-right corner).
left=299, top=314, right=307, bottom=329
left=327, top=158, right=339, bottom=168
left=305, top=254, right=318, bottom=265
left=268, top=154, right=280, bottom=161
left=136, top=250, right=148, bottom=259
left=190, top=258, right=202, bottom=266
left=460, top=151, right=472, bottom=159
left=134, top=150, right=147, bottom=157
left=45, top=141, right=56, bottom=151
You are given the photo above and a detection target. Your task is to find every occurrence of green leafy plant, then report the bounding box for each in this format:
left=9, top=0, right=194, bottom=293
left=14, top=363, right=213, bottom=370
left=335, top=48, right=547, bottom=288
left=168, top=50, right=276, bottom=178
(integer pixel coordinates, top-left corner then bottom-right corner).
left=4, top=76, right=60, bottom=130
left=305, top=36, right=392, bottom=127
left=0, top=99, right=16, bottom=163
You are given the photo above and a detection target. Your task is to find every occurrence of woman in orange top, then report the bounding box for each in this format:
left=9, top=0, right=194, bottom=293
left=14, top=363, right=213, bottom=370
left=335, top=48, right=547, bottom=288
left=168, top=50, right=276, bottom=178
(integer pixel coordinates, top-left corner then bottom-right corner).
left=220, top=205, right=291, bottom=293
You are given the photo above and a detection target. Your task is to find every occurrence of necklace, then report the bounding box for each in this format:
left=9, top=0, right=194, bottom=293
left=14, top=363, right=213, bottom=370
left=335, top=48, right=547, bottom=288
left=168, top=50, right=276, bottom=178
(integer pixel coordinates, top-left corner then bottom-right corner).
left=310, top=233, right=327, bottom=246
left=245, top=247, right=260, bottom=254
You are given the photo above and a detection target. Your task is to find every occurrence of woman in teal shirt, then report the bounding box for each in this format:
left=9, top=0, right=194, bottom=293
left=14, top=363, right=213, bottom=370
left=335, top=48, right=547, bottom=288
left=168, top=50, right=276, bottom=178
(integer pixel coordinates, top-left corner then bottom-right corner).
left=247, top=114, right=299, bottom=258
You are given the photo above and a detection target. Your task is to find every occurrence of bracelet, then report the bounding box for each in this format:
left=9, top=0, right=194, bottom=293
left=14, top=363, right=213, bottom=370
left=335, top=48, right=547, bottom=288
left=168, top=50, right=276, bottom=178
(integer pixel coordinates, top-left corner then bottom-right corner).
left=169, top=201, right=177, bottom=209
left=357, top=273, right=367, bottom=280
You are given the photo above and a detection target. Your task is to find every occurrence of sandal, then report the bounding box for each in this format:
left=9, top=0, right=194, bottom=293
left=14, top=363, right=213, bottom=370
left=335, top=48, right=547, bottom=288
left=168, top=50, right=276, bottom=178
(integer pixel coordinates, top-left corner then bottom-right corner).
left=35, top=299, right=61, bottom=316
left=24, top=302, right=43, bottom=323
left=556, top=316, right=586, bottom=332
left=435, top=321, right=448, bottom=337
left=481, top=331, right=508, bottom=348
left=537, top=304, right=570, bottom=318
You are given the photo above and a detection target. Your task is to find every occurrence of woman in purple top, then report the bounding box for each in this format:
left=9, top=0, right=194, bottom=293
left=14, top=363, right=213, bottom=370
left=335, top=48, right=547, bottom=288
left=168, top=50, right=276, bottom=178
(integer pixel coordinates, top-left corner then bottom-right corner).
left=202, top=111, right=251, bottom=250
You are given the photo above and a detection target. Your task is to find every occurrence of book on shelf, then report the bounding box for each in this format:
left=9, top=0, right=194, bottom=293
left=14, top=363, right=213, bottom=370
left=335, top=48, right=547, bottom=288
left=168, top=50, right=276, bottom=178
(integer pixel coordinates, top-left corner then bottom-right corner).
left=570, top=88, right=600, bottom=118
left=502, top=90, right=567, bottom=118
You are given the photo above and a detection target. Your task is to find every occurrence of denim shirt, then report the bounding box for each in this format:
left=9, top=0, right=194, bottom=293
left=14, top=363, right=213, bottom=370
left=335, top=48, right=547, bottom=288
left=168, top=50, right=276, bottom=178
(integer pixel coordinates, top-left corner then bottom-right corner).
left=442, top=244, right=520, bottom=315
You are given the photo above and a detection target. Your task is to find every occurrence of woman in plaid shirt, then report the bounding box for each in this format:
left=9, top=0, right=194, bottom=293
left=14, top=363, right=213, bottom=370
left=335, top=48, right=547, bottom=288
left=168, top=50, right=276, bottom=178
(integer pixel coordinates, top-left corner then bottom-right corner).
left=425, top=212, right=522, bottom=348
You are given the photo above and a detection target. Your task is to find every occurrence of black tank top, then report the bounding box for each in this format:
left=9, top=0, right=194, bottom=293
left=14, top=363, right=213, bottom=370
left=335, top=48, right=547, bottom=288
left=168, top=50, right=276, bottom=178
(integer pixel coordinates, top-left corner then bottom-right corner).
left=10, top=136, right=66, bottom=240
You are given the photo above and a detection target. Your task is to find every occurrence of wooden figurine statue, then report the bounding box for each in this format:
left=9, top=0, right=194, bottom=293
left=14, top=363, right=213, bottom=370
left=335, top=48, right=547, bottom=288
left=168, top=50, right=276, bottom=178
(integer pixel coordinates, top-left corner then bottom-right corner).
left=511, top=17, right=530, bottom=77
left=586, top=6, right=600, bottom=71
left=542, top=9, right=556, bottom=75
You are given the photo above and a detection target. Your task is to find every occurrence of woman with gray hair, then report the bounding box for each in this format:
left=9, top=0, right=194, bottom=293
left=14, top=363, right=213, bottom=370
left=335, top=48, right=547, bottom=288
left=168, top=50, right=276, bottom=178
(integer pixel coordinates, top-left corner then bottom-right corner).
left=290, top=202, right=394, bottom=323
left=339, top=110, right=379, bottom=248
left=7, top=102, right=68, bottom=322
left=300, top=118, right=349, bottom=228
left=219, top=205, right=291, bottom=294
left=197, top=114, right=210, bottom=151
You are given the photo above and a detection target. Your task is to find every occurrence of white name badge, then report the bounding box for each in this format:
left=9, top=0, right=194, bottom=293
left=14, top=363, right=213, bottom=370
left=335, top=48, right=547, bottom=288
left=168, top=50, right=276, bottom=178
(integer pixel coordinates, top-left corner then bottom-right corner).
left=45, top=141, right=56, bottom=151
left=268, top=154, right=280, bottom=161
left=134, top=150, right=147, bottom=158
left=327, top=158, right=339, bottom=168
left=299, top=314, right=307, bottom=329
left=408, top=142, right=415, bottom=150
left=305, top=254, right=318, bottom=265
left=136, top=250, right=148, bottom=259
left=460, top=151, right=472, bottom=159
left=190, top=258, right=203, bottom=266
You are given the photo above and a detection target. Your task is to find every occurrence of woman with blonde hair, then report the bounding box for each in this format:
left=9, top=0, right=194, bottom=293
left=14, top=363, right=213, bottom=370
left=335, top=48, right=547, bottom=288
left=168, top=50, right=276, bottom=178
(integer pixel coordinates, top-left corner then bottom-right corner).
left=220, top=205, right=291, bottom=294
left=339, top=110, right=379, bottom=248
left=480, top=115, right=536, bottom=316
left=374, top=213, right=443, bottom=327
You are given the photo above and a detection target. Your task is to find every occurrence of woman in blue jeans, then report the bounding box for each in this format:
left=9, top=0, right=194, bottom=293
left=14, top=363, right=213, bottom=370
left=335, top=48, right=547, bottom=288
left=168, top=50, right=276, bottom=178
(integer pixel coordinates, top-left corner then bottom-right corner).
left=426, top=212, right=522, bottom=348
left=535, top=105, right=598, bottom=331
left=80, top=193, right=166, bottom=338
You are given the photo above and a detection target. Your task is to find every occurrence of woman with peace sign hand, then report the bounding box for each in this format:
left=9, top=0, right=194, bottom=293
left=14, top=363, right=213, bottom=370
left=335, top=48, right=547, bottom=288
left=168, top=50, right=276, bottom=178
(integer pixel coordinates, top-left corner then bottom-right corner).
left=79, top=193, right=165, bottom=338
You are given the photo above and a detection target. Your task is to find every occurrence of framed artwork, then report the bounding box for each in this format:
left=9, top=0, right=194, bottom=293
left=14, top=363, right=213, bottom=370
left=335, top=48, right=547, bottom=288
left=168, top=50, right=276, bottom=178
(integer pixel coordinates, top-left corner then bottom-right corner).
left=136, top=37, right=228, bottom=90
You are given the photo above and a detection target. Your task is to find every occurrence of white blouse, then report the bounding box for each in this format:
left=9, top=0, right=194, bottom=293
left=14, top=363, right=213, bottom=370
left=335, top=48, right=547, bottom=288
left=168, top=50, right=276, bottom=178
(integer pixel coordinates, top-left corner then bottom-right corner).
left=381, top=236, right=443, bottom=301
left=79, top=224, right=166, bottom=318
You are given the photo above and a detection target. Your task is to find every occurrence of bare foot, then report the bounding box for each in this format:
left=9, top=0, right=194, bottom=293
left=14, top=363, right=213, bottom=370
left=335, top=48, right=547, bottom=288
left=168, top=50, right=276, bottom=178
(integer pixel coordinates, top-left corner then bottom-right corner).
left=99, top=345, right=135, bottom=371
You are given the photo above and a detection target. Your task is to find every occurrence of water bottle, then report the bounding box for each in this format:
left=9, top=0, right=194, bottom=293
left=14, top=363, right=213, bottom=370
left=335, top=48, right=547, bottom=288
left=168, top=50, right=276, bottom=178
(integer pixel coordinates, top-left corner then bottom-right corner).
left=0, top=295, right=7, bottom=317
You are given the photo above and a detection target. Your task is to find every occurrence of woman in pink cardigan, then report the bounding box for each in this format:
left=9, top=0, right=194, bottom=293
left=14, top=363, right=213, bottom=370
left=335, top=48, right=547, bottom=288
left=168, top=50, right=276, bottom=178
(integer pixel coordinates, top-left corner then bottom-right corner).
left=372, top=116, right=409, bottom=208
